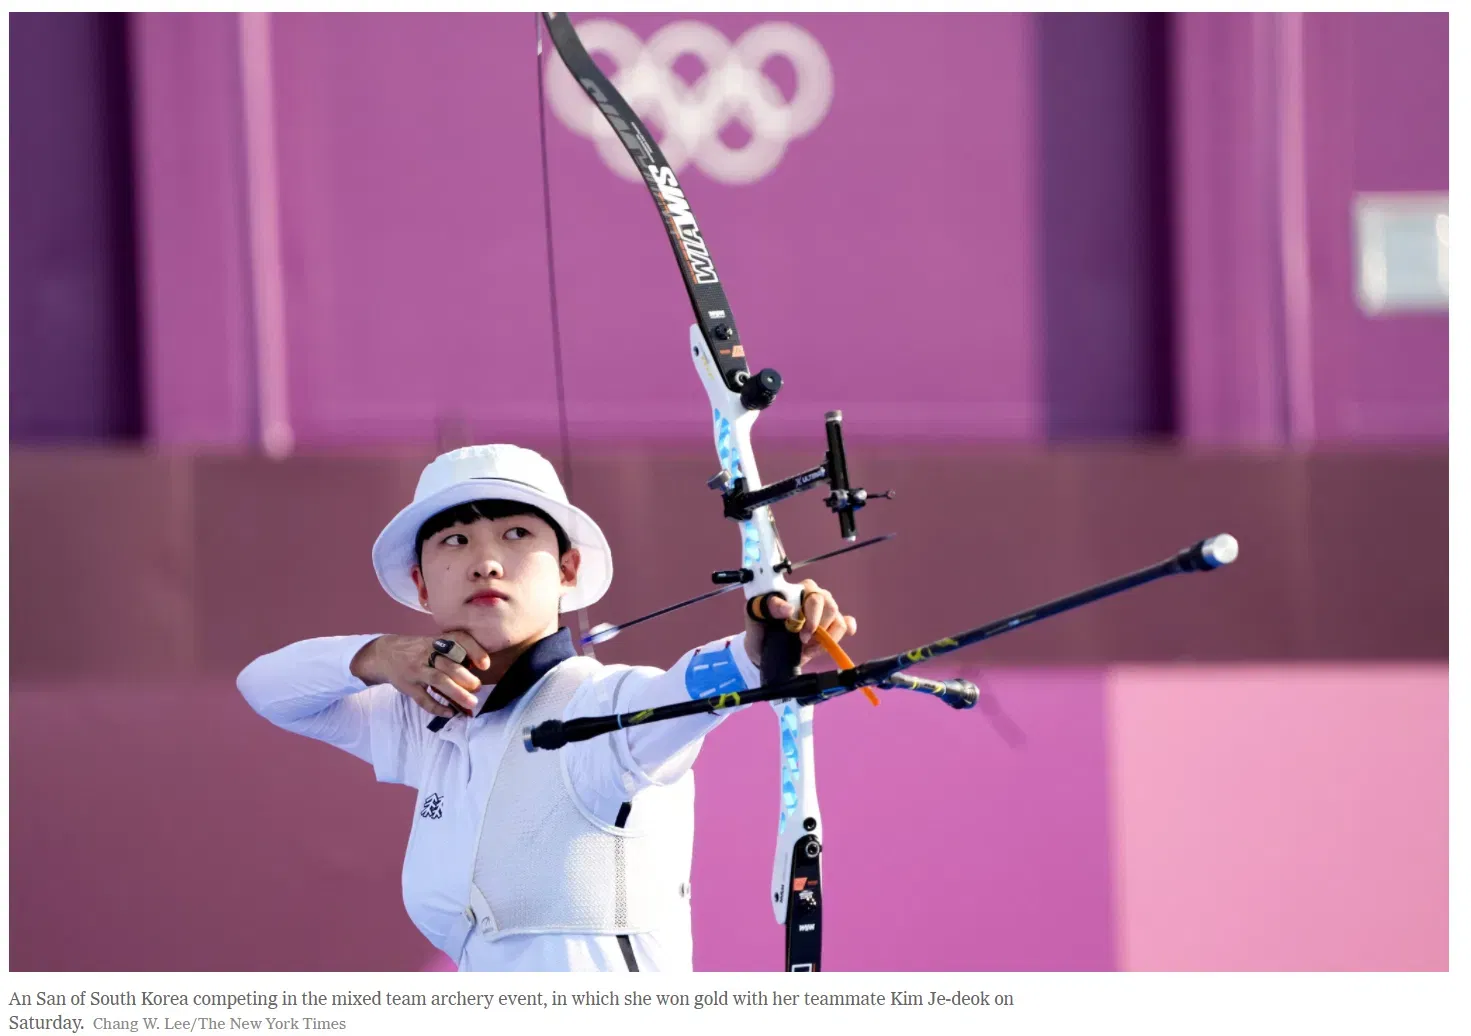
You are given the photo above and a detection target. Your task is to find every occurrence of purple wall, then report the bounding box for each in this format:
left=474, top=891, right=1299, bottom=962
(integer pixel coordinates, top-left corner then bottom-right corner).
left=1302, top=14, right=1448, bottom=440
left=1037, top=14, right=1175, bottom=441
left=130, top=12, right=1042, bottom=448
left=1172, top=13, right=1448, bottom=444
left=9, top=14, right=1449, bottom=448
left=10, top=662, right=1444, bottom=972
left=11, top=13, right=1446, bottom=449
left=0, top=666, right=1113, bottom=972
left=9, top=13, right=142, bottom=442
left=128, top=14, right=259, bottom=446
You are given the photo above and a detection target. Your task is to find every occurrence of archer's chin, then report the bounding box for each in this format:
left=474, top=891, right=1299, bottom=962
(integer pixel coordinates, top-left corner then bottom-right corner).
left=452, top=610, right=529, bottom=654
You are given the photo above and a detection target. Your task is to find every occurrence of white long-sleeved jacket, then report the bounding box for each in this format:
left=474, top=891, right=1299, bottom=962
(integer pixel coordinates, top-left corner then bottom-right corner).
left=236, top=630, right=760, bottom=971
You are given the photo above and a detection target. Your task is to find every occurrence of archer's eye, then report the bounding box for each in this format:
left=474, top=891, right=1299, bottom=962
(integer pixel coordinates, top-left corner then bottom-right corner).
left=441, top=533, right=469, bottom=547
left=505, top=526, right=531, bottom=540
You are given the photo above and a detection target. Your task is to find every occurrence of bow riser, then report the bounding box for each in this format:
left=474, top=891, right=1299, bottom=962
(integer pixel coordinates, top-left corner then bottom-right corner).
left=771, top=700, right=820, bottom=941
left=541, top=12, right=830, bottom=971
left=691, top=324, right=824, bottom=948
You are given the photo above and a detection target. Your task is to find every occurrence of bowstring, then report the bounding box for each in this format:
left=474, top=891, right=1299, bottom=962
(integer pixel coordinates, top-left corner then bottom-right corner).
left=536, top=14, right=596, bottom=658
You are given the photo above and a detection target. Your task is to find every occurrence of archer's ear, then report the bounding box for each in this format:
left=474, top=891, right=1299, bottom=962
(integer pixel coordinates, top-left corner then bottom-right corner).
left=411, top=566, right=430, bottom=609
left=560, top=547, right=582, bottom=588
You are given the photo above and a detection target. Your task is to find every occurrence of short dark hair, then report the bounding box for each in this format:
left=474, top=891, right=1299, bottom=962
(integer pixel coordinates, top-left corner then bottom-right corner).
left=414, top=499, right=572, bottom=567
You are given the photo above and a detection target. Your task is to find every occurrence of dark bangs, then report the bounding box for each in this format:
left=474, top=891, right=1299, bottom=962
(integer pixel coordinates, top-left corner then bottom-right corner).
left=414, top=500, right=571, bottom=564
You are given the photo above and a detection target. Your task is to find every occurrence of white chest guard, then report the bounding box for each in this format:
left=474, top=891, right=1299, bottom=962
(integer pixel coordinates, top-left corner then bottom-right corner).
left=465, top=656, right=693, bottom=941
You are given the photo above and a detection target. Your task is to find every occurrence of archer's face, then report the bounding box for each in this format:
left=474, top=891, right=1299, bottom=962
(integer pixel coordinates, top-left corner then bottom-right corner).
left=412, top=513, right=580, bottom=654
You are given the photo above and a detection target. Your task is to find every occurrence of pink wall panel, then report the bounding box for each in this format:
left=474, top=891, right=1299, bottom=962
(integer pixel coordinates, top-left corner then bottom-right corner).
left=8, top=667, right=1113, bottom=972
left=8, top=681, right=428, bottom=972
left=1107, top=664, right=1448, bottom=970
left=11, top=663, right=1447, bottom=971
left=681, top=667, right=1115, bottom=972
left=1171, top=13, right=1447, bottom=445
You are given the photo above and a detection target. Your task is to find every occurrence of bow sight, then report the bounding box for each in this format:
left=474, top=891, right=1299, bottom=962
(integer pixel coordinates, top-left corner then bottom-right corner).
left=708, top=377, right=892, bottom=587
left=584, top=375, right=897, bottom=647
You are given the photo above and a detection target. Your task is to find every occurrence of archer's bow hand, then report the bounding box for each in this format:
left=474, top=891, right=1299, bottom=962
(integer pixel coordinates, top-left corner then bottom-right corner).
left=743, top=578, right=858, bottom=669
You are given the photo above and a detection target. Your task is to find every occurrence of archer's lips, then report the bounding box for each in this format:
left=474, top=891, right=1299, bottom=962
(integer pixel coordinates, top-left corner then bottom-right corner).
left=466, top=590, right=509, bottom=606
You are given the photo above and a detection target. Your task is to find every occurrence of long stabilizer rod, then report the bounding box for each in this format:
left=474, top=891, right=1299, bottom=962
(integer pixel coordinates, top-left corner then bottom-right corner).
left=525, top=534, right=1239, bottom=752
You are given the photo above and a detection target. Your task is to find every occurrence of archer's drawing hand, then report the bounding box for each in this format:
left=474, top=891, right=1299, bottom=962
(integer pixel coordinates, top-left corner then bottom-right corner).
left=744, top=578, right=858, bottom=670
left=349, top=633, right=492, bottom=719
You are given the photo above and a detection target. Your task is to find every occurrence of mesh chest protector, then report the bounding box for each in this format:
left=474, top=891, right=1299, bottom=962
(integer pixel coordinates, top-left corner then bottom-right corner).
left=465, top=656, right=693, bottom=940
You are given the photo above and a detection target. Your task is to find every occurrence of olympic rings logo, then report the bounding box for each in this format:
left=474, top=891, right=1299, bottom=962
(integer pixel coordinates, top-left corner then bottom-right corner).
left=544, top=20, right=835, bottom=186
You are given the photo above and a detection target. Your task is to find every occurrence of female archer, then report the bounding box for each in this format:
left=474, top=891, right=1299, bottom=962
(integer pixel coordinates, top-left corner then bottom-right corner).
left=237, top=442, right=856, bottom=972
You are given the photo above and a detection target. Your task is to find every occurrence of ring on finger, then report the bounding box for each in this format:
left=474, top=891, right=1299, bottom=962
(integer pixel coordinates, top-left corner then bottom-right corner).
left=431, top=638, right=468, bottom=665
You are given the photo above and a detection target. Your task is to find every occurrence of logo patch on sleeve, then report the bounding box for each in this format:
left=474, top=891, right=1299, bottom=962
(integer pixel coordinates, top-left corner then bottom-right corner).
left=684, top=643, right=748, bottom=701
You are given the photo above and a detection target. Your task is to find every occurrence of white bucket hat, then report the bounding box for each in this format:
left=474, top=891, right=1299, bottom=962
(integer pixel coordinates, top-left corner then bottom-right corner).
left=371, top=444, right=612, bottom=614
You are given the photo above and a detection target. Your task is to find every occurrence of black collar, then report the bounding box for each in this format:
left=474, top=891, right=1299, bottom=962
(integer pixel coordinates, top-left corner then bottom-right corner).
left=426, top=627, right=577, bottom=731
left=476, top=626, right=577, bottom=715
